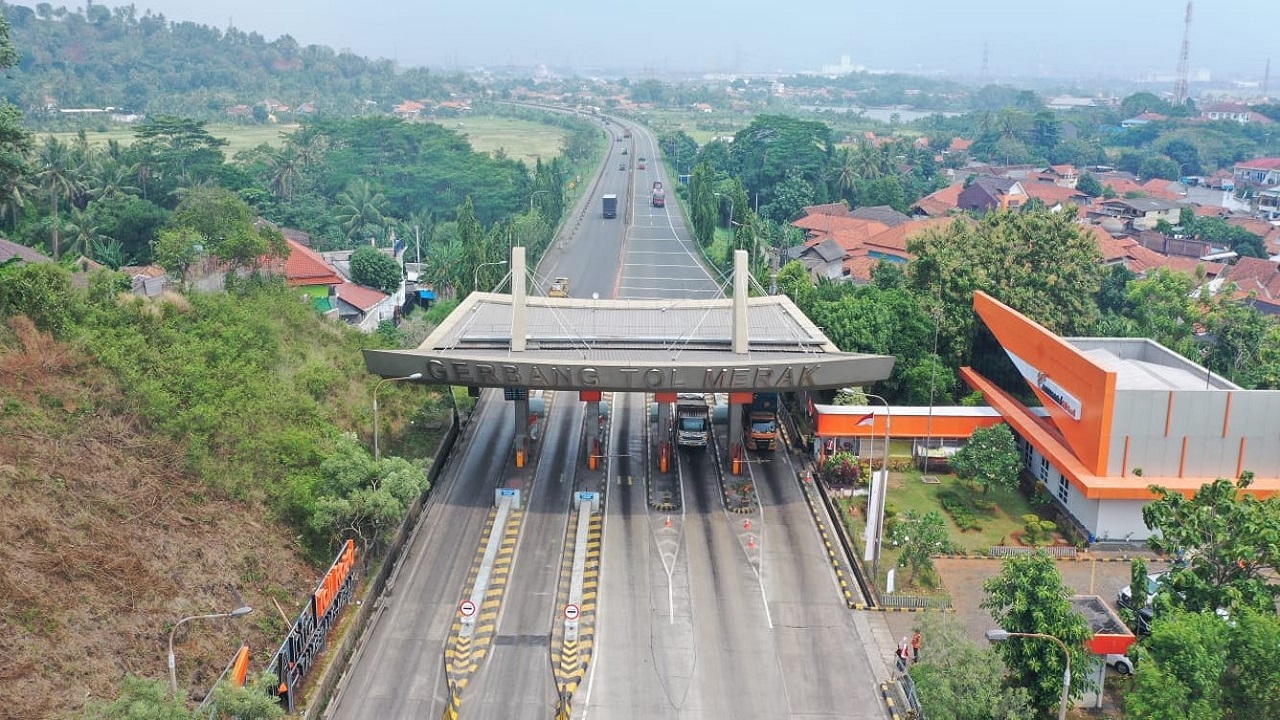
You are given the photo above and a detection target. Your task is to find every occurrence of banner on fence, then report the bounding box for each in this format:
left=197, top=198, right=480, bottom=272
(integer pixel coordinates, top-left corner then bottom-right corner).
left=267, top=539, right=358, bottom=712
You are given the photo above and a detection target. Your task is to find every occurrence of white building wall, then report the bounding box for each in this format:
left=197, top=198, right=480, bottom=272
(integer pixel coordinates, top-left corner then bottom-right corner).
left=1018, top=435, right=1155, bottom=541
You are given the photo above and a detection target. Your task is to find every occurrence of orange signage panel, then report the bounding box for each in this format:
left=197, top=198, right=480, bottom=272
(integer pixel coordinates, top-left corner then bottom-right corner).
left=973, top=292, right=1116, bottom=476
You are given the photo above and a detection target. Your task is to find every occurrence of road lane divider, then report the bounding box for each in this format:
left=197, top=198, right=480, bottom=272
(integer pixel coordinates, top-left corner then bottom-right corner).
left=442, top=496, right=524, bottom=715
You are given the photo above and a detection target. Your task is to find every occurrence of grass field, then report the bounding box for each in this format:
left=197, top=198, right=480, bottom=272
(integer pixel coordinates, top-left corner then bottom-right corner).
left=42, top=115, right=568, bottom=166
left=42, top=122, right=299, bottom=157
left=834, top=466, right=1042, bottom=595
left=448, top=116, right=566, bottom=166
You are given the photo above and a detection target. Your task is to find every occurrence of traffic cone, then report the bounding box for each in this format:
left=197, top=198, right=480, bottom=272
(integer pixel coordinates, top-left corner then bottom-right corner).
left=664, top=516, right=672, bottom=528
left=743, top=519, right=751, bottom=531
left=748, top=537, right=756, bottom=549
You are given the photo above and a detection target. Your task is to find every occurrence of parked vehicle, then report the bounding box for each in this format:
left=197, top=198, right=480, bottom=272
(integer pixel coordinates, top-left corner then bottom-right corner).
left=1106, top=653, right=1136, bottom=675
left=1118, top=572, right=1166, bottom=608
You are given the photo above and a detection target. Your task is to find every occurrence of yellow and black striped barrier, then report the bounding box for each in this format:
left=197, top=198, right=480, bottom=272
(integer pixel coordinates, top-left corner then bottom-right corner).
left=798, top=473, right=859, bottom=609
left=442, top=504, right=525, bottom=716
left=551, top=509, right=603, bottom=702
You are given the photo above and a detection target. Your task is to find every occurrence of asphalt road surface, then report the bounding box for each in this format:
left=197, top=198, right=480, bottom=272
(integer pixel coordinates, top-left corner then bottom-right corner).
left=326, top=115, right=893, bottom=720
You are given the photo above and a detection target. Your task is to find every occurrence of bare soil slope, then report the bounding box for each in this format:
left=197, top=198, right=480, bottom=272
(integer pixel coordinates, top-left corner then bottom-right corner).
left=0, top=317, right=317, bottom=718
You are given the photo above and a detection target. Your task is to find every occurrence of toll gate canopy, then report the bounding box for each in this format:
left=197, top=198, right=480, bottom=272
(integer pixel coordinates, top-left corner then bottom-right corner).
left=363, top=250, right=894, bottom=393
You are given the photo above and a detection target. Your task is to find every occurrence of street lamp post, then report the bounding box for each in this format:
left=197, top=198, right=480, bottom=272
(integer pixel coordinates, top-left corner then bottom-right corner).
left=472, top=260, right=508, bottom=293
left=923, top=309, right=941, bottom=472
left=715, top=193, right=735, bottom=250
left=865, top=392, right=891, bottom=592
left=986, top=629, right=1073, bottom=720
left=373, top=372, right=423, bottom=462
left=529, top=189, right=550, bottom=215
left=168, top=606, right=253, bottom=696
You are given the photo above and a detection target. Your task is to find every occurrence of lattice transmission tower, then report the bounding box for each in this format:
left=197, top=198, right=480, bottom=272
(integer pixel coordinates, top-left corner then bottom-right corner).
left=1172, top=1, right=1193, bottom=106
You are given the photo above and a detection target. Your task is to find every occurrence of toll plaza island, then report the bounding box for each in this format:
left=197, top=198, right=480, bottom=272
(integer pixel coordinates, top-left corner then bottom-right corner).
left=363, top=248, right=894, bottom=472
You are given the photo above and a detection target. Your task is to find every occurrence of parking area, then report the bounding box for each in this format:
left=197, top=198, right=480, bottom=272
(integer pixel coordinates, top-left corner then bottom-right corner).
left=880, top=553, right=1168, bottom=715
left=884, top=554, right=1168, bottom=643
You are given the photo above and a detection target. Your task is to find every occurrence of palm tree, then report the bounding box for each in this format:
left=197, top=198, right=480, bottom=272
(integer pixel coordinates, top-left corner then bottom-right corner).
left=64, top=207, right=112, bottom=260
left=88, top=162, right=141, bottom=201
left=828, top=147, right=860, bottom=200
left=852, top=141, right=887, bottom=181
left=0, top=175, right=34, bottom=230
left=334, top=179, right=388, bottom=244
left=267, top=147, right=303, bottom=201
left=34, top=137, right=83, bottom=260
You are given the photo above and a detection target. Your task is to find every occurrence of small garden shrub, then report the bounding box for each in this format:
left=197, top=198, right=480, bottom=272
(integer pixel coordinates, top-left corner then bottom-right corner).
left=938, top=489, right=983, bottom=532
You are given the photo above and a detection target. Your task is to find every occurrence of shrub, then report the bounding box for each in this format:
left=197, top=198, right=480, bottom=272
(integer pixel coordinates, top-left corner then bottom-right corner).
left=1021, top=514, right=1057, bottom=546
left=821, top=451, right=863, bottom=487
left=938, top=490, right=983, bottom=532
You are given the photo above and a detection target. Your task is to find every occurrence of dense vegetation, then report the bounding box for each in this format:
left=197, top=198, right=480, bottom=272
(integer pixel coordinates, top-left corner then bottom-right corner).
left=0, top=1, right=470, bottom=121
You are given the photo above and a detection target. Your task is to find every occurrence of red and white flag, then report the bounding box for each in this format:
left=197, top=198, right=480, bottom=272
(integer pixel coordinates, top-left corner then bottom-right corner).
left=856, top=412, right=875, bottom=427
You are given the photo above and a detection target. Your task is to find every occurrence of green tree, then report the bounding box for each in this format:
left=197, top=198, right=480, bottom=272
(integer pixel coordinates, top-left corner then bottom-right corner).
left=0, top=14, right=31, bottom=202
left=1031, top=111, right=1061, bottom=150
left=1142, top=476, right=1280, bottom=614
left=131, top=115, right=229, bottom=203
left=887, top=510, right=953, bottom=584
left=981, top=553, right=1093, bottom=717
left=309, top=435, right=430, bottom=553
left=908, top=613, right=1034, bottom=720
left=730, top=114, right=833, bottom=211
left=152, top=227, right=204, bottom=282
left=1075, top=173, right=1103, bottom=198
left=0, top=261, right=74, bottom=333
left=350, top=245, right=402, bottom=294
left=169, top=186, right=284, bottom=270
left=688, top=161, right=718, bottom=247
left=210, top=671, right=285, bottom=719
left=334, top=179, right=389, bottom=243
left=1139, top=155, right=1180, bottom=181
left=950, top=423, right=1021, bottom=494
left=34, top=136, right=82, bottom=260
left=82, top=675, right=193, bottom=719
left=1123, top=268, right=1200, bottom=351
left=907, top=210, right=1102, bottom=366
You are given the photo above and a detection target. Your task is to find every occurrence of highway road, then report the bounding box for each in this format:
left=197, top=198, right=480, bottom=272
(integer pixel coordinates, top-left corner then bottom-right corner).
left=468, top=394, right=584, bottom=718
left=327, top=114, right=892, bottom=720
left=326, top=391, right=514, bottom=718
left=577, top=121, right=889, bottom=719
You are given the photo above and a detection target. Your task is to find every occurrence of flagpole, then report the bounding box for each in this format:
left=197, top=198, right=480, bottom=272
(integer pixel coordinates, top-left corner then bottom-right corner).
left=865, top=394, right=891, bottom=598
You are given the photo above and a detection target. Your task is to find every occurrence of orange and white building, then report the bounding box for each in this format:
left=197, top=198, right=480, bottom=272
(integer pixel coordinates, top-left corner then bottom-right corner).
left=812, top=291, right=1280, bottom=541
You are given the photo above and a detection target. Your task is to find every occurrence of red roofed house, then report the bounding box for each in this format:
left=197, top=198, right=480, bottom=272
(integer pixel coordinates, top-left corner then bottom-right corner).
left=1216, top=256, right=1280, bottom=315
left=1233, top=157, right=1280, bottom=187
left=262, top=238, right=345, bottom=313
left=911, top=182, right=965, bottom=217
left=394, top=100, right=426, bottom=118
left=334, top=282, right=397, bottom=332
left=1200, top=102, right=1274, bottom=125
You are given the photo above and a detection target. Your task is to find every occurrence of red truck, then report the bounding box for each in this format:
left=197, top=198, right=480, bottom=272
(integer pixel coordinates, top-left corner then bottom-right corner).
left=651, top=181, right=665, bottom=208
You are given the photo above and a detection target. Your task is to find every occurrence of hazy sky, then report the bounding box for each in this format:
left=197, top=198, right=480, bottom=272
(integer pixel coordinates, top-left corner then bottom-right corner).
left=23, top=1, right=1279, bottom=80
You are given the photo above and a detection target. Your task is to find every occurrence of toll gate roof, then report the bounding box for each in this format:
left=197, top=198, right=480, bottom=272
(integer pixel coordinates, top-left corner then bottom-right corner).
left=363, top=292, right=895, bottom=393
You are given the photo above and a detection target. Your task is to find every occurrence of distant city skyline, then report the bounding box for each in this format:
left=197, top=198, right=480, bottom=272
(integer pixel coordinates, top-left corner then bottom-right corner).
left=12, top=1, right=1278, bottom=83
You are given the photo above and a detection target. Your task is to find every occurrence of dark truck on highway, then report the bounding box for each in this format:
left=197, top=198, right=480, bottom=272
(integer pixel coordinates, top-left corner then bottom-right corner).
left=602, top=194, right=618, bottom=219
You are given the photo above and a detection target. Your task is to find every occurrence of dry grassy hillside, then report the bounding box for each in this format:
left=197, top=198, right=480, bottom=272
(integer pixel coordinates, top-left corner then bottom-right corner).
left=0, top=317, right=317, bottom=717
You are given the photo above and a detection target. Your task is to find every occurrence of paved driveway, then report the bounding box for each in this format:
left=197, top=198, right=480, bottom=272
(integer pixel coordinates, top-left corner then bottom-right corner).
left=884, top=555, right=1167, bottom=644
left=881, top=553, right=1167, bottom=714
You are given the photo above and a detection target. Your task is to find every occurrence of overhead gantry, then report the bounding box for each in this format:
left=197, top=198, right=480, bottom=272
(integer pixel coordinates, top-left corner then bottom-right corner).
left=364, top=248, right=895, bottom=471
